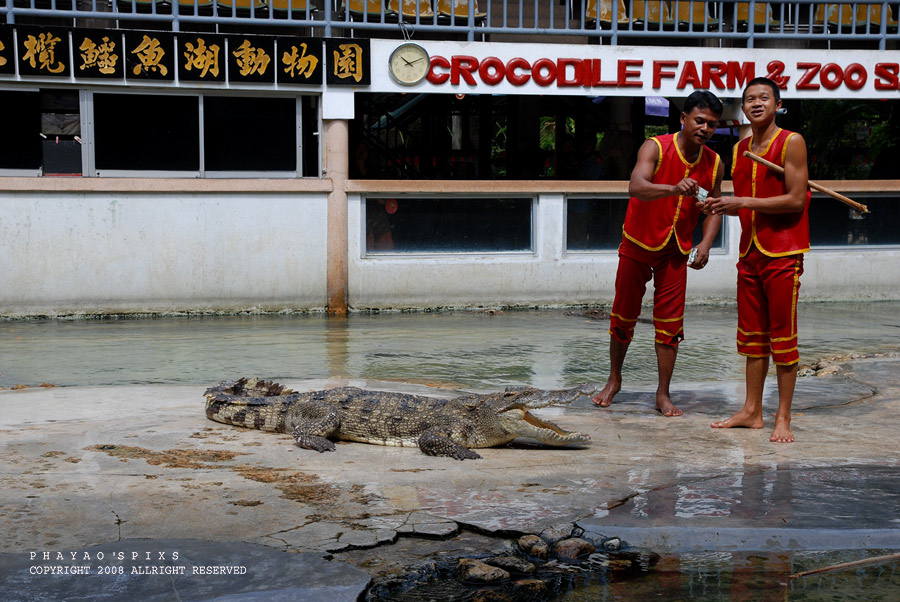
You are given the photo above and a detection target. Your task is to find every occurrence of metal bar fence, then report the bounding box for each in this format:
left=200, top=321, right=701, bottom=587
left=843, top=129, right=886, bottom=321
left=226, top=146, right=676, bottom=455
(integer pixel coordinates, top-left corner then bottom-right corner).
left=1, top=1, right=897, bottom=47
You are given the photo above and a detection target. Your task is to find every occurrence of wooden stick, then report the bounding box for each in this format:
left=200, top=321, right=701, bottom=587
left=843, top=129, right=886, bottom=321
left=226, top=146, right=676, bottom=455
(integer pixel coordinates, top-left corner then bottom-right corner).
left=743, top=151, right=870, bottom=214
left=789, top=551, right=900, bottom=580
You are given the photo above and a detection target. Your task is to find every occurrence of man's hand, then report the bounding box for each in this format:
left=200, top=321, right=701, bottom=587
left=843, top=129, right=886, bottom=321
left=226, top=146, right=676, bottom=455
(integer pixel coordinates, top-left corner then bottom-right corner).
left=704, top=195, right=742, bottom=216
left=671, top=178, right=699, bottom=198
left=688, top=243, right=711, bottom=270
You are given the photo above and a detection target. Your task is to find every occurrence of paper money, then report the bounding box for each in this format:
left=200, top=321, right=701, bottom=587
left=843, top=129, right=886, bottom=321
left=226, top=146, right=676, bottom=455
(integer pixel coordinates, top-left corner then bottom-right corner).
left=696, top=186, right=709, bottom=204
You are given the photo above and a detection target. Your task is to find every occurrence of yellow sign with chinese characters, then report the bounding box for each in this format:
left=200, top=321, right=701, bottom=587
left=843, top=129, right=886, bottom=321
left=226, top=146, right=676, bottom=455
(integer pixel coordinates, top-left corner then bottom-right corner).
left=77, top=32, right=122, bottom=78
left=19, top=28, right=69, bottom=76
left=182, top=37, right=222, bottom=79
left=131, top=34, right=169, bottom=77
left=325, top=38, right=369, bottom=86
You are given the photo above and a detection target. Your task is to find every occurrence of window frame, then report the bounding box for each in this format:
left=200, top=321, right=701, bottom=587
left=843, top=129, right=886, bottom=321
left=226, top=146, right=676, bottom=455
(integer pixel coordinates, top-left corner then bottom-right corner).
left=563, top=195, right=730, bottom=255
left=361, top=194, right=538, bottom=258
left=0, top=86, right=320, bottom=179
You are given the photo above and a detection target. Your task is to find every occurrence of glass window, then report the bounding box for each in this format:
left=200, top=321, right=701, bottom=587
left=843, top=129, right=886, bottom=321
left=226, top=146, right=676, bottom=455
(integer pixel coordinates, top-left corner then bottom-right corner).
left=0, top=91, right=42, bottom=171
left=567, top=198, right=725, bottom=251
left=365, top=197, right=533, bottom=254
left=92, top=93, right=315, bottom=175
left=40, top=89, right=81, bottom=175
left=810, top=196, right=900, bottom=246
left=94, top=93, right=200, bottom=172
left=204, top=96, right=296, bottom=172
left=566, top=197, right=628, bottom=250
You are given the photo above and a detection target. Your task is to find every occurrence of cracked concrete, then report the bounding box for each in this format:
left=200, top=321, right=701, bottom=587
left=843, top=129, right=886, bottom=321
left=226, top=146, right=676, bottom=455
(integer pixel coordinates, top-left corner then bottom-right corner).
left=1, top=358, right=899, bottom=600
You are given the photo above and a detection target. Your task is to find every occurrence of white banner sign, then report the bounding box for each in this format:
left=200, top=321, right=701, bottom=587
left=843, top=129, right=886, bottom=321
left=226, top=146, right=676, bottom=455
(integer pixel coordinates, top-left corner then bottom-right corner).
left=372, top=39, right=900, bottom=99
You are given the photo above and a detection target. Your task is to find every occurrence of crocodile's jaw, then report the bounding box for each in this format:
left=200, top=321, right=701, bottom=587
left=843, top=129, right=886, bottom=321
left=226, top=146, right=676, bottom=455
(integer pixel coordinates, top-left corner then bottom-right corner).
left=496, top=406, right=591, bottom=446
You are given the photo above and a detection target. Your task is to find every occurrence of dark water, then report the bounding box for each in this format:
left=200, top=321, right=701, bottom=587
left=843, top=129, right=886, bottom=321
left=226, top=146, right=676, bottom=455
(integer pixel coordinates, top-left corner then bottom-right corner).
left=2, top=302, right=899, bottom=390
left=556, top=549, right=900, bottom=602
left=373, top=549, right=900, bottom=601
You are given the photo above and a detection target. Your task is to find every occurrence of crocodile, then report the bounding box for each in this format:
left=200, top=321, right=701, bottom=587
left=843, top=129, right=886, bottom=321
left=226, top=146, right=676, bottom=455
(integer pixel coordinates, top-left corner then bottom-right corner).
left=204, top=378, right=593, bottom=460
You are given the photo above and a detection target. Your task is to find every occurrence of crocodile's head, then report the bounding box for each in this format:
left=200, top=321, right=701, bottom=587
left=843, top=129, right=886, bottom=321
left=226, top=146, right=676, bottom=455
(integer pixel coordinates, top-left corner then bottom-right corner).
left=495, top=404, right=591, bottom=447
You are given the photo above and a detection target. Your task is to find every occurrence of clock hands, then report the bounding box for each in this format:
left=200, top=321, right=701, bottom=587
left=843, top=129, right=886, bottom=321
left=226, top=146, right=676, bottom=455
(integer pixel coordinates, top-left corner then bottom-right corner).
left=400, top=56, right=425, bottom=67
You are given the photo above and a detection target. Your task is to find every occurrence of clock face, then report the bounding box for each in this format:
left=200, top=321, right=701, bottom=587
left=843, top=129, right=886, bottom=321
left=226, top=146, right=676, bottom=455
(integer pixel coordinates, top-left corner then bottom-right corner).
left=389, top=43, right=430, bottom=85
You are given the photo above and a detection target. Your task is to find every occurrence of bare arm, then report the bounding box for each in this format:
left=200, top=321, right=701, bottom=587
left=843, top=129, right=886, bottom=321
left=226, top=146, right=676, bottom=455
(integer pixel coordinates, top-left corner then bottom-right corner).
left=628, top=139, right=700, bottom=201
left=705, top=135, right=809, bottom=216
left=690, top=160, right=724, bottom=269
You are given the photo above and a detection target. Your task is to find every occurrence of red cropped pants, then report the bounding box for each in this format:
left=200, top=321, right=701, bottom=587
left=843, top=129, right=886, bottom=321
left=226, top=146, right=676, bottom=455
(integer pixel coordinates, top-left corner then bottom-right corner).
left=609, top=238, right=688, bottom=347
left=736, top=245, right=804, bottom=366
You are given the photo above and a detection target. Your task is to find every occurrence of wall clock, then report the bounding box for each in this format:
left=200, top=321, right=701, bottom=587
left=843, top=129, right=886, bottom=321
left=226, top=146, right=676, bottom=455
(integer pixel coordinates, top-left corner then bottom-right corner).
left=388, top=43, right=430, bottom=86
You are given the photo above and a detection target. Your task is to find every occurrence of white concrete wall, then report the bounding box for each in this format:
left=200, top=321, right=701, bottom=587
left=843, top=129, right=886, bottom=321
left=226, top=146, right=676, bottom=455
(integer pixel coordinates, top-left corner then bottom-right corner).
left=1, top=190, right=897, bottom=316
left=348, top=194, right=900, bottom=309
left=0, top=192, right=328, bottom=316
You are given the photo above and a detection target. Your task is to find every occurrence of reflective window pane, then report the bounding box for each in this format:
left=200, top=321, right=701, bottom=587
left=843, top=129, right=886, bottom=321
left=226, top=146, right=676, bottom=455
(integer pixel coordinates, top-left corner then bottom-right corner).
left=94, top=93, right=199, bottom=171
left=810, top=196, right=900, bottom=246
left=204, top=96, right=296, bottom=172
left=567, top=198, right=724, bottom=251
left=365, top=197, right=532, bottom=253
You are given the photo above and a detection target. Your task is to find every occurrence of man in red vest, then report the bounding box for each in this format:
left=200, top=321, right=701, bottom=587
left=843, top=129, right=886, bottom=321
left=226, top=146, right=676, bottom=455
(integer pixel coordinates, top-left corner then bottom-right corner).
left=593, top=91, right=724, bottom=416
left=705, top=77, right=811, bottom=443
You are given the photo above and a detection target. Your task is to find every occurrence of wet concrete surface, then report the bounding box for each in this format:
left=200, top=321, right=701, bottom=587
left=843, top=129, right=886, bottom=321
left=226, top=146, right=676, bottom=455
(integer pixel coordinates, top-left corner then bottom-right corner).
left=0, top=539, right=370, bottom=602
left=1, top=307, right=900, bottom=599
left=0, top=303, right=900, bottom=601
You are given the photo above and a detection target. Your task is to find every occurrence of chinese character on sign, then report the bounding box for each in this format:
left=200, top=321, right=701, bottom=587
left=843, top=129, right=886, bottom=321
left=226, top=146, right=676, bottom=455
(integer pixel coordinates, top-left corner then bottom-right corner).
left=233, top=39, right=271, bottom=77
left=131, top=35, right=167, bottom=76
left=183, top=38, right=220, bottom=78
left=282, top=43, right=318, bottom=80
left=332, top=43, right=363, bottom=83
left=79, top=36, right=118, bottom=75
left=22, top=32, right=66, bottom=73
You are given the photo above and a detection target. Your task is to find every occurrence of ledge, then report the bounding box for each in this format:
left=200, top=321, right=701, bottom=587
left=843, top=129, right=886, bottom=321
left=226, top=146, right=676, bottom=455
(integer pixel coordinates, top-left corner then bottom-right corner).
left=3, top=177, right=899, bottom=196
left=0, top=177, right=334, bottom=194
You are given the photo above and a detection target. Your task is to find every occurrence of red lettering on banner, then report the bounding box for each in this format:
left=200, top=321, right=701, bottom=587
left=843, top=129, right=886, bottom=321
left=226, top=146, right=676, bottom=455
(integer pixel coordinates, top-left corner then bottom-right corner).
left=618, top=59, right=643, bottom=87
left=421, top=55, right=887, bottom=93
left=820, top=63, right=843, bottom=90
left=702, top=61, right=727, bottom=89
left=557, top=58, right=583, bottom=86
left=653, top=60, right=678, bottom=88
left=726, top=61, right=754, bottom=89
left=766, top=60, right=790, bottom=88
left=844, top=63, right=867, bottom=90
left=874, top=63, right=899, bottom=90
left=451, top=55, right=479, bottom=85
left=677, top=62, right=701, bottom=89
left=593, top=60, right=618, bottom=86
left=507, top=57, right=531, bottom=86
left=479, top=56, right=505, bottom=85
left=797, top=62, right=820, bottom=90
left=427, top=55, right=450, bottom=84
left=532, top=58, right=556, bottom=86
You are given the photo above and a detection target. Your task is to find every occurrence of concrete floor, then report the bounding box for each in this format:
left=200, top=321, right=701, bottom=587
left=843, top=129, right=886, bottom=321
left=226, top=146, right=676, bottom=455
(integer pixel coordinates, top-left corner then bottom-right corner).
left=1, top=356, right=899, bottom=600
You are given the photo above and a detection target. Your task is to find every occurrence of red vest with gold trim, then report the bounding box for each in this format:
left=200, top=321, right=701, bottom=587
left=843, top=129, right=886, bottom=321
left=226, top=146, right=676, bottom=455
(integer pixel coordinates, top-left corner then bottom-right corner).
left=732, top=128, right=811, bottom=257
left=622, top=133, right=720, bottom=254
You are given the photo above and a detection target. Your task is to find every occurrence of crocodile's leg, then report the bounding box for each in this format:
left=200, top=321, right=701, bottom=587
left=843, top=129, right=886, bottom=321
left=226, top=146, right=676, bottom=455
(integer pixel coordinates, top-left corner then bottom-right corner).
left=418, top=427, right=481, bottom=460
left=288, top=401, right=340, bottom=453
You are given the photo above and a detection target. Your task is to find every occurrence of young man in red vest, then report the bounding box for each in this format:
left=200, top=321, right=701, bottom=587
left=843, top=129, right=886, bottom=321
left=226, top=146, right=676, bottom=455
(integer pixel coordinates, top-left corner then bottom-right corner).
left=705, top=77, right=811, bottom=443
left=593, top=91, right=724, bottom=416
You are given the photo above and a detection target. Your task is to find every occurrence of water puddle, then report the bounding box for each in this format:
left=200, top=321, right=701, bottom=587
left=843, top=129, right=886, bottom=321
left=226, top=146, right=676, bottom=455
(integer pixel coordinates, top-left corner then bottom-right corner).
left=367, top=547, right=899, bottom=601
left=3, top=302, right=899, bottom=389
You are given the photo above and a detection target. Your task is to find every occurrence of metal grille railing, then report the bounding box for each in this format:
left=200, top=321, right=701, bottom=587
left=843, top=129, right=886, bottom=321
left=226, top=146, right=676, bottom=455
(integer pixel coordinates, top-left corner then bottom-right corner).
left=2, top=1, right=898, bottom=48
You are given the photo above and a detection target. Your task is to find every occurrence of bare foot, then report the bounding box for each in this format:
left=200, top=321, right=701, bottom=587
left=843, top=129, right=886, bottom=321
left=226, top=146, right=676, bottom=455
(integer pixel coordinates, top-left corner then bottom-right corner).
left=592, top=380, right=620, bottom=407
left=710, top=409, right=764, bottom=429
left=656, top=393, right=682, bottom=417
left=769, top=417, right=794, bottom=443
